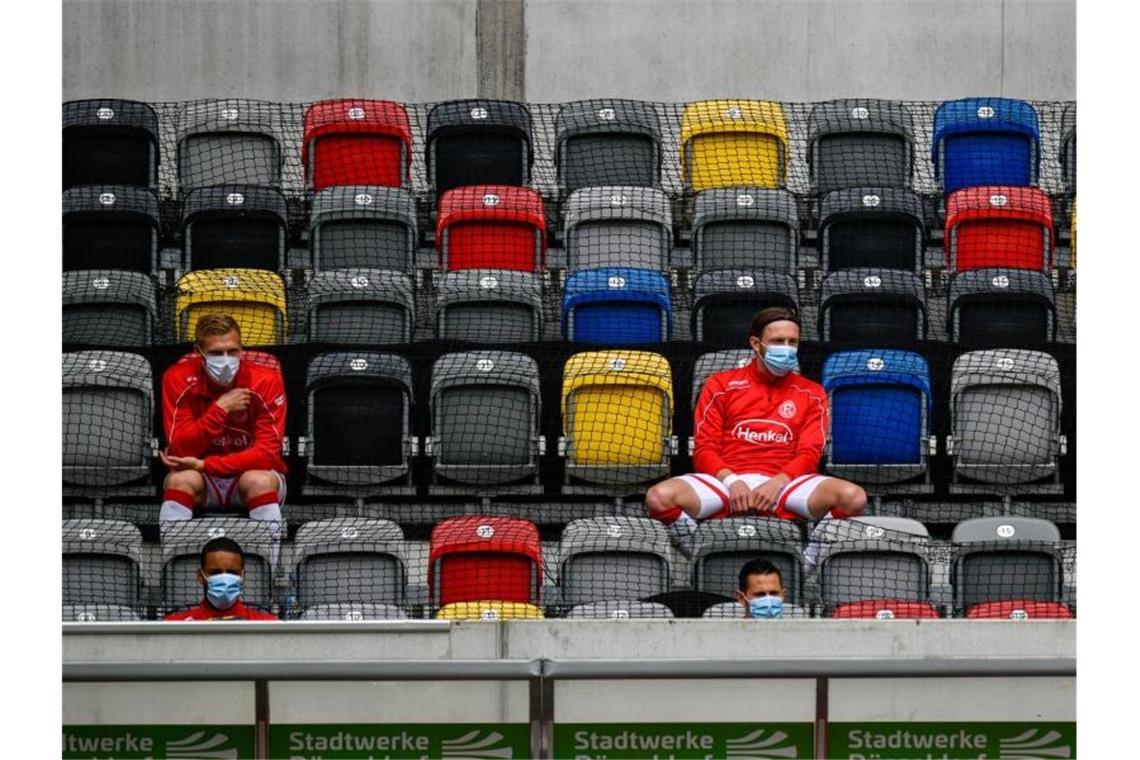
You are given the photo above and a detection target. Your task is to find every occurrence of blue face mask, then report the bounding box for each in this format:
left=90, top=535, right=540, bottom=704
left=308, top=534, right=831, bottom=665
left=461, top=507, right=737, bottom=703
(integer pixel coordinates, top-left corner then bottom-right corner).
left=205, top=572, right=243, bottom=610
left=761, top=344, right=798, bottom=376
left=749, top=596, right=784, bottom=619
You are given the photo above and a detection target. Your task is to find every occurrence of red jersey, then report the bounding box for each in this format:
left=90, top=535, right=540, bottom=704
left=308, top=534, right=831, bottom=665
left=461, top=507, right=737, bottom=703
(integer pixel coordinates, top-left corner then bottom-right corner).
left=164, top=600, right=278, bottom=621
left=162, top=354, right=288, bottom=478
left=693, top=358, right=829, bottom=480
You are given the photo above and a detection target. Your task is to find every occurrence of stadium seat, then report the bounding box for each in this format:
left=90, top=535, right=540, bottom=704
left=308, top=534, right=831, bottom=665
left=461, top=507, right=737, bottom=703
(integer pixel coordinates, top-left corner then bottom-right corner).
left=692, top=270, right=798, bottom=346
left=436, top=185, right=546, bottom=272
left=63, top=352, right=155, bottom=489
left=62, top=185, right=160, bottom=273
left=690, top=188, right=799, bottom=274
left=428, top=351, right=543, bottom=486
left=181, top=185, right=288, bottom=272
left=310, top=186, right=418, bottom=272
left=949, top=350, right=1064, bottom=486
left=558, top=517, right=671, bottom=607
left=807, top=99, right=914, bottom=193
left=932, top=97, right=1040, bottom=193
left=818, top=188, right=925, bottom=272
left=555, top=99, right=662, bottom=193
left=818, top=269, right=927, bottom=343
left=62, top=519, right=142, bottom=612
left=305, top=269, right=415, bottom=344
left=691, top=350, right=753, bottom=410
left=176, top=99, right=282, bottom=189
left=429, top=516, right=542, bottom=606
left=948, top=268, right=1056, bottom=345
left=303, top=99, right=412, bottom=191
left=965, top=601, right=1072, bottom=620
left=63, top=271, right=157, bottom=347
left=829, top=600, right=940, bottom=619
left=560, top=351, right=675, bottom=487
left=160, top=518, right=280, bottom=614
left=822, top=350, right=933, bottom=485
left=300, top=352, right=415, bottom=488
left=944, top=186, right=1053, bottom=273
left=174, top=268, right=288, bottom=345
left=815, top=517, right=931, bottom=613
left=563, top=186, right=673, bottom=272
left=561, top=267, right=672, bottom=344
left=426, top=99, right=533, bottom=195
left=435, top=269, right=543, bottom=343
left=951, top=517, right=1065, bottom=615
left=62, top=604, right=144, bottom=623
left=435, top=602, right=545, bottom=620
left=1061, top=104, right=1076, bottom=194
left=702, top=601, right=811, bottom=619
left=680, top=99, right=788, bottom=192
left=691, top=517, right=806, bottom=604
left=299, top=603, right=409, bottom=621
left=293, top=518, right=407, bottom=609
left=63, top=99, right=159, bottom=189
left=566, top=600, right=675, bottom=619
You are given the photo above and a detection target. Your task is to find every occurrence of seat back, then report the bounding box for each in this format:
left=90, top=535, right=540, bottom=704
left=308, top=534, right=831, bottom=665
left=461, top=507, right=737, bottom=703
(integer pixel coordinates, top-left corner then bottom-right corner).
left=63, top=271, right=157, bottom=347
left=435, top=269, right=543, bottom=343
left=435, top=601, right=544, bottom=620
left=306, top=269, right=415, bottom=345
left=175, top=269, right=288, bottom=346
left=945, top=186, right=1053, bottom=273
left=1061, top=104, right=1076, bottom=193
left=63, top=99, right=159, bottom=189
left=680, top=100, right=788, bottom=191
left=556, top=99, right=662, bottom=192
left=177, top=99, right=282, bottom=188
left=815, top=517, right=931, bottom=611
left=691, top=188, right=799, bottom=274
left=294, top=518, right=407, bottom=608
left=692, top=271, right=798, bottom=346
left=303, top=99, right=412, bottom=191
left=951, top=517, right=1064, bottom=612
left=948, top=268, right=1056, bottom=345
left=691, top=350, right=754, bottom=411
left=567, top=600, right=674, bottom=619
left=429, top=516, right=542, bottom=606
left=965, top=601, right=1072, bottom=620
left=300, top=603, right=408, bottom=621
left=437, top=185, right=546, bottom=272
left=819, top=269, right=926, bottom=343
left=819, top=188, right=924, bottom=272
left=427, top=99, right=532, bottom=194
left=182, top=185, right=288, bottom=272
left=63, top=604, right=144, bottom=623
left=160, top=518, right=280, bottom=614
left=62, top=185, right=160, bottom=273
left=62, top=519, right=142, bottom=610
left=933, top=97, right=1040, bottom=192
left=807, top=99, right=914, bottom=192
left=559, top=517, right=671, bottom=607
left=310, top=186, right=418, bottom=272
left=563, top=187, right=672, bottom=271
left=829, top=600, right=940, bottom=619
left=691, top=517, right=806, bottom=604
left=562, top=267, right=672, bottom=344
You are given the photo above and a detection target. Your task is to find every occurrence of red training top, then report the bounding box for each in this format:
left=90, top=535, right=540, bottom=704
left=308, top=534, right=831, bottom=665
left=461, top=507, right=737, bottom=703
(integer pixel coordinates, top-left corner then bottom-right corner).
left=164, top=600, right=278, bottom=621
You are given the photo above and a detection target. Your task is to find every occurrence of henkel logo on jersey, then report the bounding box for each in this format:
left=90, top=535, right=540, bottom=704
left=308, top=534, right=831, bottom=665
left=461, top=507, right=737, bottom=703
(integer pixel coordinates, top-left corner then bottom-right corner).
left=732, top=418, right=795, bottom=446
left=212, top=432, right=252, bottom=449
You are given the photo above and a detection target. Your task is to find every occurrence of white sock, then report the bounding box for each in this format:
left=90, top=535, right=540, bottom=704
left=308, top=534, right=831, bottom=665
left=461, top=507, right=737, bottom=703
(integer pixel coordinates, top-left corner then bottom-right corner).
left=159, top=501, right=193, bottom=523
left=249, top=503, right=283, bottom=569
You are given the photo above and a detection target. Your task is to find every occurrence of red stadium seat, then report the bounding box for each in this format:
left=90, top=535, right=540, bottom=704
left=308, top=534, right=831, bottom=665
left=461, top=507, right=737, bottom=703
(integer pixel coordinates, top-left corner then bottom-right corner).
left=303, top=99, right=412, bottom=191
left=965, top=600, right=1072, bottom=619
left=428, top=516, right=542, bottom=606
left=830, top=600, right=941, bottom=619
left=436, top=185, right=546, bottom=272
left=945, top=186, right=1053, bottom=273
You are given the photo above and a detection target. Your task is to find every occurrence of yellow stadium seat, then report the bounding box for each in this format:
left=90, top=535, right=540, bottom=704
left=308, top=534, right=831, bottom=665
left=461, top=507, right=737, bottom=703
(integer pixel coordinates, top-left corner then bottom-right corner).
left=175, top=268, right=287, bottom=345
left=561, top=350, right=674, bottom=486
left=435, top=601, right=545, bottom=620
left=680, top=99, right=788, bottom=192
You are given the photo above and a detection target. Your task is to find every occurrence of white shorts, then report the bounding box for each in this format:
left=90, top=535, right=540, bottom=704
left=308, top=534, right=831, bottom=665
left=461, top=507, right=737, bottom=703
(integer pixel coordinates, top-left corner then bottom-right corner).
left=675, top=472, right=829, bottom=521
left=204, top=470, right=287, bottom=510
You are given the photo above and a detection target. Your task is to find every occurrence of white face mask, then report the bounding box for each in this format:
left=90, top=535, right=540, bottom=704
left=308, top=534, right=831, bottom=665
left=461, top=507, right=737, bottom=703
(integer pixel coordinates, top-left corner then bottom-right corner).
left=203, top=354, right=240, bottom=386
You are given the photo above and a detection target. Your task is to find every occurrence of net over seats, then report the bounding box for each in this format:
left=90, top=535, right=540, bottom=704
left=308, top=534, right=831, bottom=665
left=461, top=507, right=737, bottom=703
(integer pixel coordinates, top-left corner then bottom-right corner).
left=1061, top=104, right=1076, bottom=194
left=933, top=97, right=1040, bottom=193
left=300, top=603, right=408, bottom=621
left=560, top=351, right=675, bottom=487
left=822, top=350, right=933, bottom=486
left=63, top=604, right=144, bottom=623
left=300, top=352, right=415, bottom=489
left=305, top=269, right=415, bottom=345
left=436, top=602, right=545, bottom=620
left=63, top=99, right=159, bottom=189
left=951, top=516, right=1065, bottom=616
left=819, top=188, right=925, bottom=272
left=691, top=188, right=799, bottom=275
left=435, top=269, right=543, bottom=343
left=949, top=350, right=1064, bottom=486
left=965, top=600, right=1072, bottom=620
left=181, top=185, right=288, bottom=272
left=63, top=351, right=154, bottom=490
left=948, top=268, right=1057, bottom=345
left=310, top=186, right=418, bottom=272
left=692, top=270, right=798, bottom=347
left=427, top=99, right=533, bottom=195
left=691, top=350, right=753, bottom=410
left=555, top=99, right=662, bottom=193
left=558, top=517, right=671, bottom=607
left=566, top=600, right=675, bottom=619
left=829, top=599, right=941, bottom=620
left=303, top=99, right=413, bottom=191
left=160, top=518, right=280, bottom=614
left=174, top=269, right=287, bottom=345
left=944, top=186, right=1053, bottom=273
left=563, top=186, right=673, bottom=272
left=680, top=99, right=788, bottom=192
left=562, top=267, right=672, bottom=344
left=436, top=185, right=546, bottom=272
left=293, top=518, right=407, bottom=610
left=819, top=269, right=927, bottom=344
left=429, top=516, right=542, bottom=607
left=63, top=270, right=157, bottom=347
left=806, top=99, right=914, bottom=193
left=691, top=517, right=806, bottom=605
left=62, top=185, right=160, bottom=273
left=62, top=519, right=142, bottom=613
left=176, top=99, right=282, bottom=189
left=428, top=351, right=542, bottom=487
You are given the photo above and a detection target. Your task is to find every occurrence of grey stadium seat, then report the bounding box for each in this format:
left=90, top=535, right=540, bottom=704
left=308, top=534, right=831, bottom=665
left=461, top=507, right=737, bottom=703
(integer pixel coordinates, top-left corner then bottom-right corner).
left=814, top=516, right=931, bottom=612
left=62, top=519, right=142, bottom=612
left=63, top=185, right=160, bottom=273
left=181, top=184, right=288, bottom=272
left=62, top=604, right=144, bottom=623
left=691, top=350, right=754, bottom=410
left=1061, top=104, right=1076, bottom=194
left=63, top=270, right=157, bottom=347
left=807, top=99, right=914, bottom=193
left=558, top=517, right=671, bottom=607
left=63, top=99, right=159, bottom=189
left=435, top=269, right=544, bottom=343
left=299, top=603, right=408, bottom=621
left=702, top=601, right=811, bottom=619
left=563, top=186, right=673, bottom=271
left=819, top=269, right=927, bottom=343
left=691, top=517, right=806, bottom=605
left=160, top=518, right=282, bottom=615
left=428, top=352, right=543, bottom=486
left=951, top=516, right=1064, bottom=613
left=293, top=518, right=407, bottom=609
left=305, top=269, right=415, bottom=345
left=691, top=188, right=799, bottom=275
left=692, top=270, right=798, bottom=347
left=63, top=351, right=155, bottom=489
left=310, top=186, right=418, bottom=272
left=177, top=99, right=282, bottom=189
left=426, top=99, right=533, bottom=195
left=566, top=600, right=674, bottom=619
left=819, top=188, right=925, bottom=273
left=948, top=268, right=1056, bottom=345
left=555, top=99, right=662, bottom=193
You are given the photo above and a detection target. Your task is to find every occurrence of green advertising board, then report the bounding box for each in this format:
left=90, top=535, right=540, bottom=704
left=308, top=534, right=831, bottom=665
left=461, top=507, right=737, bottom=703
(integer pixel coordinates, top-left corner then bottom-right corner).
left=554, top=722, right=814, bottom=759
left=62, top=725, right=255, bottom=759
left=828, top=722, right=1077, bottom=759
left=269, top=723, right=530, bottom=759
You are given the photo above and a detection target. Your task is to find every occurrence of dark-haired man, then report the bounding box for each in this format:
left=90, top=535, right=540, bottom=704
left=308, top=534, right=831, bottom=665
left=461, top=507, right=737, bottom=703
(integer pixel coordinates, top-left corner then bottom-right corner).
left=735, top=558, right=786, bottom=619
left=164, top=536, right=277, bottom=621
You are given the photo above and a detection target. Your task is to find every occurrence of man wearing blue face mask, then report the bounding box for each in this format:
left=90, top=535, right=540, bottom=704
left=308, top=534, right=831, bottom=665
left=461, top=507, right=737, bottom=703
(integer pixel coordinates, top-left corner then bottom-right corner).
left=165, top=537, right=277, bottom=621
left=735, top=559, right=786, bottom=619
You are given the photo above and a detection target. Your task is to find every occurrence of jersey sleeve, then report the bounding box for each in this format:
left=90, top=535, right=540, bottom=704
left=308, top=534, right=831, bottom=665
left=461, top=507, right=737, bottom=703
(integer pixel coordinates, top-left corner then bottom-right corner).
left=163, top=367, right=227, bottom=458
left=201, top=370, right=288, bottom=477
left=777, top=386, right=829, bottom=480
left=692, top=373, right=730, bottom=476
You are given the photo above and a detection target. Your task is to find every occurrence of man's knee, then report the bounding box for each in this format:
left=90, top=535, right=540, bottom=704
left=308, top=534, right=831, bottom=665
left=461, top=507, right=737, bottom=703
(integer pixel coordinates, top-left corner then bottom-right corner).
left=644, top=482, right=674, bottom=516
left=164, top=470, right=205, bottom=498
left=237, top=470, right=278, bottom=498
left=834, top=481, right=867, bottom=517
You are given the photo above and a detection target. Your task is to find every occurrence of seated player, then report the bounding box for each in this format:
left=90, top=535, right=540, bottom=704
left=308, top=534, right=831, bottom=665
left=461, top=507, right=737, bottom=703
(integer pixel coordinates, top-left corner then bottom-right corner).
left=645, top=306, right=866, bottom=556
left=735, top=558, right=786, bottom=619
left=165, top=537, right=277, bottom=621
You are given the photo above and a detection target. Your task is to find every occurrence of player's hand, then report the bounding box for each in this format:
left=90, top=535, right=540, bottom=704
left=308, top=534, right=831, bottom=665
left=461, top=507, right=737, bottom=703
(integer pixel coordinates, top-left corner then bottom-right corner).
left=215, top=388, right=252, bottom=413
left=160, top=451, right=205, bottom=472
left=728, top=480, right=753, bottom=515
left=749, top=475, right=790, bottom=514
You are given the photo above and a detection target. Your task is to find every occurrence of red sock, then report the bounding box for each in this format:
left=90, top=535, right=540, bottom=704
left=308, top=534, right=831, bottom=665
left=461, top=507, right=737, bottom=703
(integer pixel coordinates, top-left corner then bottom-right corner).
left=653, top=506, right=683, bottom=524
left=245, top=491, right=279, bottom=510
left=163, top=489, right=195, bottom=509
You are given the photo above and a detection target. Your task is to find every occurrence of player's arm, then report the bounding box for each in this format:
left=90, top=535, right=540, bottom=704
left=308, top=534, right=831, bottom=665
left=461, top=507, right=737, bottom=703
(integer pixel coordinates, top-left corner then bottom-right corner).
left=777, top=389, right=829, bottom=481
left=201, top=374, right=287, bottom=477
left=163, top=370, right=227, bottom=457
left=693, top=377, right=753, bottom=514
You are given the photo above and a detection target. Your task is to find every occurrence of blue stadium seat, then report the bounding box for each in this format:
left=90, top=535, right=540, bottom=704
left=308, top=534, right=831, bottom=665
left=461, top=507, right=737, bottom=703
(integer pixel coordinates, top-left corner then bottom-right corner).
left=562, top=267, right=672, bottom=344
left=933, top=97, right=1040, bottom=193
